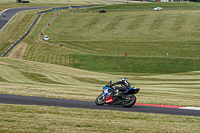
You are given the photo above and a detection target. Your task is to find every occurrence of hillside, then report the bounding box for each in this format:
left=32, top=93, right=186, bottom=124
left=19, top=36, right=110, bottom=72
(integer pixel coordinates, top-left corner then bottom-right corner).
left=0, top=57, right=200, bottom=106
left=1, top=3, right=200, bottom=74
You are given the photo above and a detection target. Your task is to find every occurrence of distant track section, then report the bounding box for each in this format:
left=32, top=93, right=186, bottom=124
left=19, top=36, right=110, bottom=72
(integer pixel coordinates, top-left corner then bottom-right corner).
left=0, top=7, right=50, bottom=32
left=0, top=5, right=99, bottom=57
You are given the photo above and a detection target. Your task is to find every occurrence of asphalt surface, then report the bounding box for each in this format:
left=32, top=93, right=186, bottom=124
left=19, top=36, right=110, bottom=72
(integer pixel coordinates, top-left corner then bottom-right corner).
left=0, top=94, right=199, bottom=116
left=0, top=7, right=50, bottom=31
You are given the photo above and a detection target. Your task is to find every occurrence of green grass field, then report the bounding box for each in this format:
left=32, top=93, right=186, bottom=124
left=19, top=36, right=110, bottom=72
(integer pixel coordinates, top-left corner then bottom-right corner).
left=3, top=3, right=200, bottom=74
left=0, top=57, right=200, bottom=106
left=23, top=4, right=200, bottom=74
left=43, top=9, right=200, bottom=58
left=0, top=104, right=199, bottom=133
left=0, top=57, right=200, bottom=132
left=0, top=1, right=200, bottom=132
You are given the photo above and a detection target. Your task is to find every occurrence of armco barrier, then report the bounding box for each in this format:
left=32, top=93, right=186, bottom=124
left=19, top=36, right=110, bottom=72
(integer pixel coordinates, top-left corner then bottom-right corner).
left=0, top=7, right=66, bottom=57
left=1, top=12, right=40, bottom=57
left=1, top=5, right=98, bottom=57
left=0, top=8, right=57, bottom=57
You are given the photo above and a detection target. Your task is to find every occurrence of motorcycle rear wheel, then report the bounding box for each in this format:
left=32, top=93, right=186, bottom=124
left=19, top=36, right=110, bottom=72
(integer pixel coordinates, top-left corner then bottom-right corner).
left=122, top=94, right=136, bottom=108
left=95, top=95, right=106, bottom=106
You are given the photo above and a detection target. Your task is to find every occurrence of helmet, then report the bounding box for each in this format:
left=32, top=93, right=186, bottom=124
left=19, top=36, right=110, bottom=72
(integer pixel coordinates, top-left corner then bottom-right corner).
left=121, top=78, right=127, bottom=81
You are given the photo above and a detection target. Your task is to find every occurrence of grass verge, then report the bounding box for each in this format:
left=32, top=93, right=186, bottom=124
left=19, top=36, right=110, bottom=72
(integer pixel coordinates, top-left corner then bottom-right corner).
left=0, top=104, right=199, bottom=133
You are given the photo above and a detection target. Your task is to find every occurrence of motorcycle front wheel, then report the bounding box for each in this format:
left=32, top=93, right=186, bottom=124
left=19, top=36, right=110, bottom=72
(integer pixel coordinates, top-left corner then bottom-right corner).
left=95, top=94, right=106, bottom=106
left=122, top=94, right=136, bottom=108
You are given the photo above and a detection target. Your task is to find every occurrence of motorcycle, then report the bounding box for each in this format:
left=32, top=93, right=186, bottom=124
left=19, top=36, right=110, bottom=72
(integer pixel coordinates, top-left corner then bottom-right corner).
left=95, top=81, right=140, bottom=108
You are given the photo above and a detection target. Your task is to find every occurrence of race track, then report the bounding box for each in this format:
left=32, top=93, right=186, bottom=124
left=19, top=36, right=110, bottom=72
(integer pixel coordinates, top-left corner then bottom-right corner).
left=0, top=7, right=199, bottom=117
left=0, top=94, right=199, bottom=116
left=0, top=7, right=50, bottom=31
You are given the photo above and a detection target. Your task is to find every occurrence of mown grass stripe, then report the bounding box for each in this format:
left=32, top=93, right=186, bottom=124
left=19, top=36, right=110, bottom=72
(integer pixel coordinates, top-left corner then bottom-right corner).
left=0, top=76, right=9, bottom=82
left=20, top=71, right=67, bottom=85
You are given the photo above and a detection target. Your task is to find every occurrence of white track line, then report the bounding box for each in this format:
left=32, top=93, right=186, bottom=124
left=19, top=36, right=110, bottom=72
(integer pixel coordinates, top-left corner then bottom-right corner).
left=179, top=107, right=200, bottom=111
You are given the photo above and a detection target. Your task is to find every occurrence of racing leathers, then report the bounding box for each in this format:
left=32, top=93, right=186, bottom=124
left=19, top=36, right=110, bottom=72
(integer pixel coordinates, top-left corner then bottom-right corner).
left=108, top=78, right=131, bottom=97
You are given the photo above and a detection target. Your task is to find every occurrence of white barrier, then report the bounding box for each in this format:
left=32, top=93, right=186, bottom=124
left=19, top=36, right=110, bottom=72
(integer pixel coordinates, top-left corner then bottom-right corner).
left=0, top=9, right=7, bottom=16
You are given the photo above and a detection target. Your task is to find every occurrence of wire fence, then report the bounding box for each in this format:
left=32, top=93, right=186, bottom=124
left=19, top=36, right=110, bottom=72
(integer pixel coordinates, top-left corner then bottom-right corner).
left=1, top=6, right=99, bottom=57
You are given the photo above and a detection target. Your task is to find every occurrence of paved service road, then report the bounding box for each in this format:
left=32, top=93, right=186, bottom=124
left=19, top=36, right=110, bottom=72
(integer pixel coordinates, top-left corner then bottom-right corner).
left=0, top=94, right=199, bottom=116
left=0, top=7, right=50, bottom=31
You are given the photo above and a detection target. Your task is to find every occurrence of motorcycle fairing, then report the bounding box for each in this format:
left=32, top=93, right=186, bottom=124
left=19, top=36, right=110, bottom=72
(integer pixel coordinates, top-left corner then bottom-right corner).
left=101, top=87, right=114, bottom=104
left=105, top=93, right=113, bottom=103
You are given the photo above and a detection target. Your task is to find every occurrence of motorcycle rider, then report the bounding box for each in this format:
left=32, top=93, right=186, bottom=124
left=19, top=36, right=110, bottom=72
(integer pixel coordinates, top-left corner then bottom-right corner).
left=107, top=78, right=130, bottom=97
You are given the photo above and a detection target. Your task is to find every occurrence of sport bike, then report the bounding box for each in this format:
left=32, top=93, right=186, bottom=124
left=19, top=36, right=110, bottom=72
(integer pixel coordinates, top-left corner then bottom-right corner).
left=95, top=81, right=140, bottom=108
